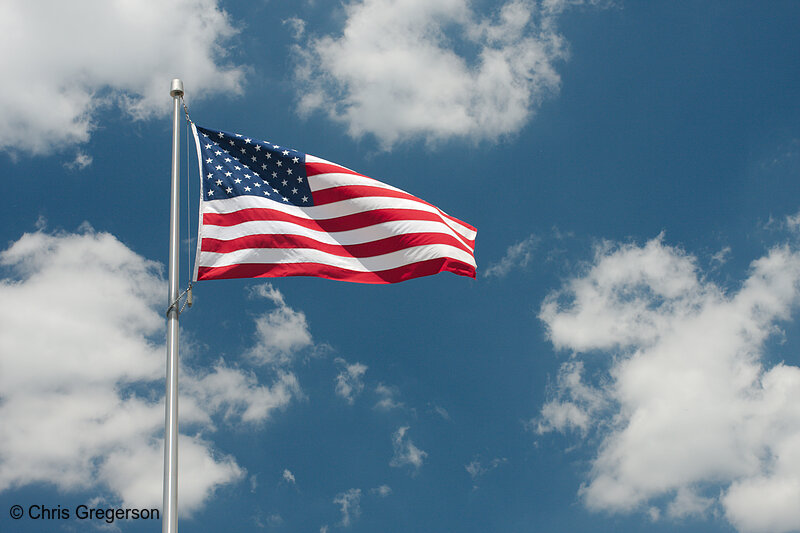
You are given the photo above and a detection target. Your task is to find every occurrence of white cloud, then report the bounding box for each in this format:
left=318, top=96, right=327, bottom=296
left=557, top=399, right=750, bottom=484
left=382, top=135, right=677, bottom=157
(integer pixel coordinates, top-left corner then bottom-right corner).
left=536, top=360, right=607, bottom=434
left=247, top=283, right=314, bottom=365
left=183, top=363, right=300, bottom=425
left=333, top=488, right=361, bottom=527
left=64, top=151, right=93, bottom=170
left=293, top=0, right=571, bottom=149
left=283, top=469, right=296, bottom=485
left=0, top=0, right=245, bottom=156
left=484, top=234, right=539, bottom=278
left=0, top=228, right=298, bottom=515
left=371, top=484, right=392, bottom=497
left=537, top=235, right=800, bottom=532
left=465, top=457, right=507, bottom=488
left=374, top=383, right=404, bottom=411
left=335, top=358, right=368, bottom=404
left=390, top=426, right=427, bottom=471
left=283, top=16, right=306, bottom=40
left=430, top=404, right=451, bottom=420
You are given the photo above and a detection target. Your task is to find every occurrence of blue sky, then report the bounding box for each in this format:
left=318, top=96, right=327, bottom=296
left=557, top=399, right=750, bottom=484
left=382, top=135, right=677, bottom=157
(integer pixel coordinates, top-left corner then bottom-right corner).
left=2, top=1, right=800, bottom=532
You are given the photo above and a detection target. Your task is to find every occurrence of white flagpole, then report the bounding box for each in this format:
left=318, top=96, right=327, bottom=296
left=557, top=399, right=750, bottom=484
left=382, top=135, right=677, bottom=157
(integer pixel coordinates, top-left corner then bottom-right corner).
left=163, top=78, right=184, bottom=533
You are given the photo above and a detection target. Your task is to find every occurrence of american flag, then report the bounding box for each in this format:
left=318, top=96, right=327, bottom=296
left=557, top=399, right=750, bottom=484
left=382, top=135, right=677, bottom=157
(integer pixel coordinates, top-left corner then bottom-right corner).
left=191, top=124, right=477, bottom=284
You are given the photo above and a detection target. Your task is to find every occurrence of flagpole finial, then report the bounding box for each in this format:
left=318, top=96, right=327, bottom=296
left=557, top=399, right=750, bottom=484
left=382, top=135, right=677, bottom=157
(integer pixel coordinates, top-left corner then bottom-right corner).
left=170, top=78, right=184, bottom=98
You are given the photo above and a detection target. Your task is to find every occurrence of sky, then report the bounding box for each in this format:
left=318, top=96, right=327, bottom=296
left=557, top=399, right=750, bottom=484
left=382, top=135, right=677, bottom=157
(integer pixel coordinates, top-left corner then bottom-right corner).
left=1, top=1, right=800, bottom=532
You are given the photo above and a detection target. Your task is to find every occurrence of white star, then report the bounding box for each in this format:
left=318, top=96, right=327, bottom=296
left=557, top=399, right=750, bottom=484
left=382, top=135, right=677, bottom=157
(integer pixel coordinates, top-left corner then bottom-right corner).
left=216, top=179, right=222, bottom=185
left=292, top=188, right=298, bottom=194
left=205, top=143, right=212, bottom=149
left=262, top=164, right=268, bottom=170
left=276, top=161, right=282, bottom=167
left=208, top=190, right=214, bottom=196
left=282, top=179, right=288, bottom=186
left=240, top=148, right=246, bottom=154
left=225, top=158, right=231, bottom=163
left=206, top=173, right=213, bottom=179
left=226, top=187, right=233, bottom=193
left=244, top=138, right=251, bottom=143
left=254, top=182, right=262, bottom=187
left=273, top=144, right=280, bottom=149
left=302, top=196, right=308, bottom=202
left=235, top=166, right=241, bottom=171
left=292, top=157, right=299, bottom=163
left=282, top=196, right=289, bottom=202
left=244, top=186, right=251, bottom=192
left=205, top=158, right=212, bottom=163
left=265, top=153, right=272, bottom=159
left=235, top=133, right=242, bottom=137
left=215, top=150, right=222, bottom=156
left=215, top=165, right=223, bottom=170
left=234, top=178, right=242, bottom=184
left=254, top=145, right=261, bottom=151
left=225, top=172, right=232, bottom=177
left=217, top=132, right=224, bottom=138
left=229, top=140, right=235, bottom=146
left=251, top=156, right=257, bottom=162
left=272, top=172, right=278, bottom=178
left=287, top=168, right=293, bottom=175
left=297, top=177, right=304, bottom=182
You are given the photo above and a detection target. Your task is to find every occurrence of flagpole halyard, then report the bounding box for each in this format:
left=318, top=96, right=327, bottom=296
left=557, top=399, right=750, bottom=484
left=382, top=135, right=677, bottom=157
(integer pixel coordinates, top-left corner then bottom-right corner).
left=163, top=78, right=184, bottom=533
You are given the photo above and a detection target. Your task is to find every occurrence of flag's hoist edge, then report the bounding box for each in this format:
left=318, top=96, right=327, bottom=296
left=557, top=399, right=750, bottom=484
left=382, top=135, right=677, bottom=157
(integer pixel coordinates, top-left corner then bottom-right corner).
left=191, top=123, right=477, bottom=284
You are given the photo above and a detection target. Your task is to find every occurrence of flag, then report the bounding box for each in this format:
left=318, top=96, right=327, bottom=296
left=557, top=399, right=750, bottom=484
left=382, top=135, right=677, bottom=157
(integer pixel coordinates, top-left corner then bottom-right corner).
left=191, top=124, right=477, bottom=284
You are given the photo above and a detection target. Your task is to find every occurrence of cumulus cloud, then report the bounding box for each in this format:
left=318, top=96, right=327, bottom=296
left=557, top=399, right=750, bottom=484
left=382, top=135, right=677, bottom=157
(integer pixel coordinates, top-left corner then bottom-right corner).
left=374, top=383, right=404, bottom=411
left=64, top=151, right=93, bottom=170
left=247, top=283, right=314, bottom=365
left=484, top=234, right=539, bottom=278
left=390, top=426, right=427, bottom=471
left=335, top=358, right=368, bottom=404
left=371, top=484, right=392, bottom=497
left=0, top=228, right=297, bottom=515
left=293, top=0, right=573, bottom=149
left=0, top=0, right=245, bottom=156
left=283, top=469, right=296, bottom=485
left=333, top=488, right=362, bottom=527
left=535, top=360, right=607, bottom=435
left=537, top=235, right=800, bottom=532
left=465, top=457, right=507, bottom=489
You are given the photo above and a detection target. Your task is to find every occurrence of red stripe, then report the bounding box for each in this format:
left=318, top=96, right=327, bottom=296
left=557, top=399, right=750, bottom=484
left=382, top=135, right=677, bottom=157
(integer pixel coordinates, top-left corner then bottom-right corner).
left=314, top=184, right=423, bottom=207
left=312, top=184, right=477, bottom=234
left=305, top=161, right=367, bottom=178
left=203, top=208, right=474, bottom=248
left=201, top=231, right=473, bottom=257
left=196, top=257, right=476, bottom=284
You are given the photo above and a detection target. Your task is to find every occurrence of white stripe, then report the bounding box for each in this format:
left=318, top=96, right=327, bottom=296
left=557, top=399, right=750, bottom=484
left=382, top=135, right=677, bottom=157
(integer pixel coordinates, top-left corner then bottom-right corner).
left=201, top=218, right=472, bottom=249
left=307, top=170, right=478, bottom=240
left=198, top=243, right=476, bottom=271
left=203, top=195, right=477, bottom=242
left=308, top=171, right=404, bottom=194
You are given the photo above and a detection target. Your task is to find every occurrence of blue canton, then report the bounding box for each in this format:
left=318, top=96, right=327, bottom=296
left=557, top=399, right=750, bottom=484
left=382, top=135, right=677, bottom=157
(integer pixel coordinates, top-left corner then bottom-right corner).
left=195, top=125, right=313, bottom=206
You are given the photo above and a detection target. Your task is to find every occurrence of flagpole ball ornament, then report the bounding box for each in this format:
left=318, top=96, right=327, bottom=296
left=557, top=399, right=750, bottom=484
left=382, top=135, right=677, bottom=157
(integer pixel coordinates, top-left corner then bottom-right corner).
left=170, top=79, right=184, bottom=98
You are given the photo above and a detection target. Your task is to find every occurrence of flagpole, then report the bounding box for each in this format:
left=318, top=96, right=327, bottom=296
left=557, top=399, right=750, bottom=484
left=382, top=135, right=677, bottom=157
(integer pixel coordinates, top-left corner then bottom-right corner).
left=163, top=78, right=184, bottom=533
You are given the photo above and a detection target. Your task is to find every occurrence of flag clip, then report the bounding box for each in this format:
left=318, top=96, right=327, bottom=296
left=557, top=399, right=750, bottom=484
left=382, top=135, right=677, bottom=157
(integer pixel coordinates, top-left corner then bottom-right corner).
left=166, top=283, right=193, bottom=316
